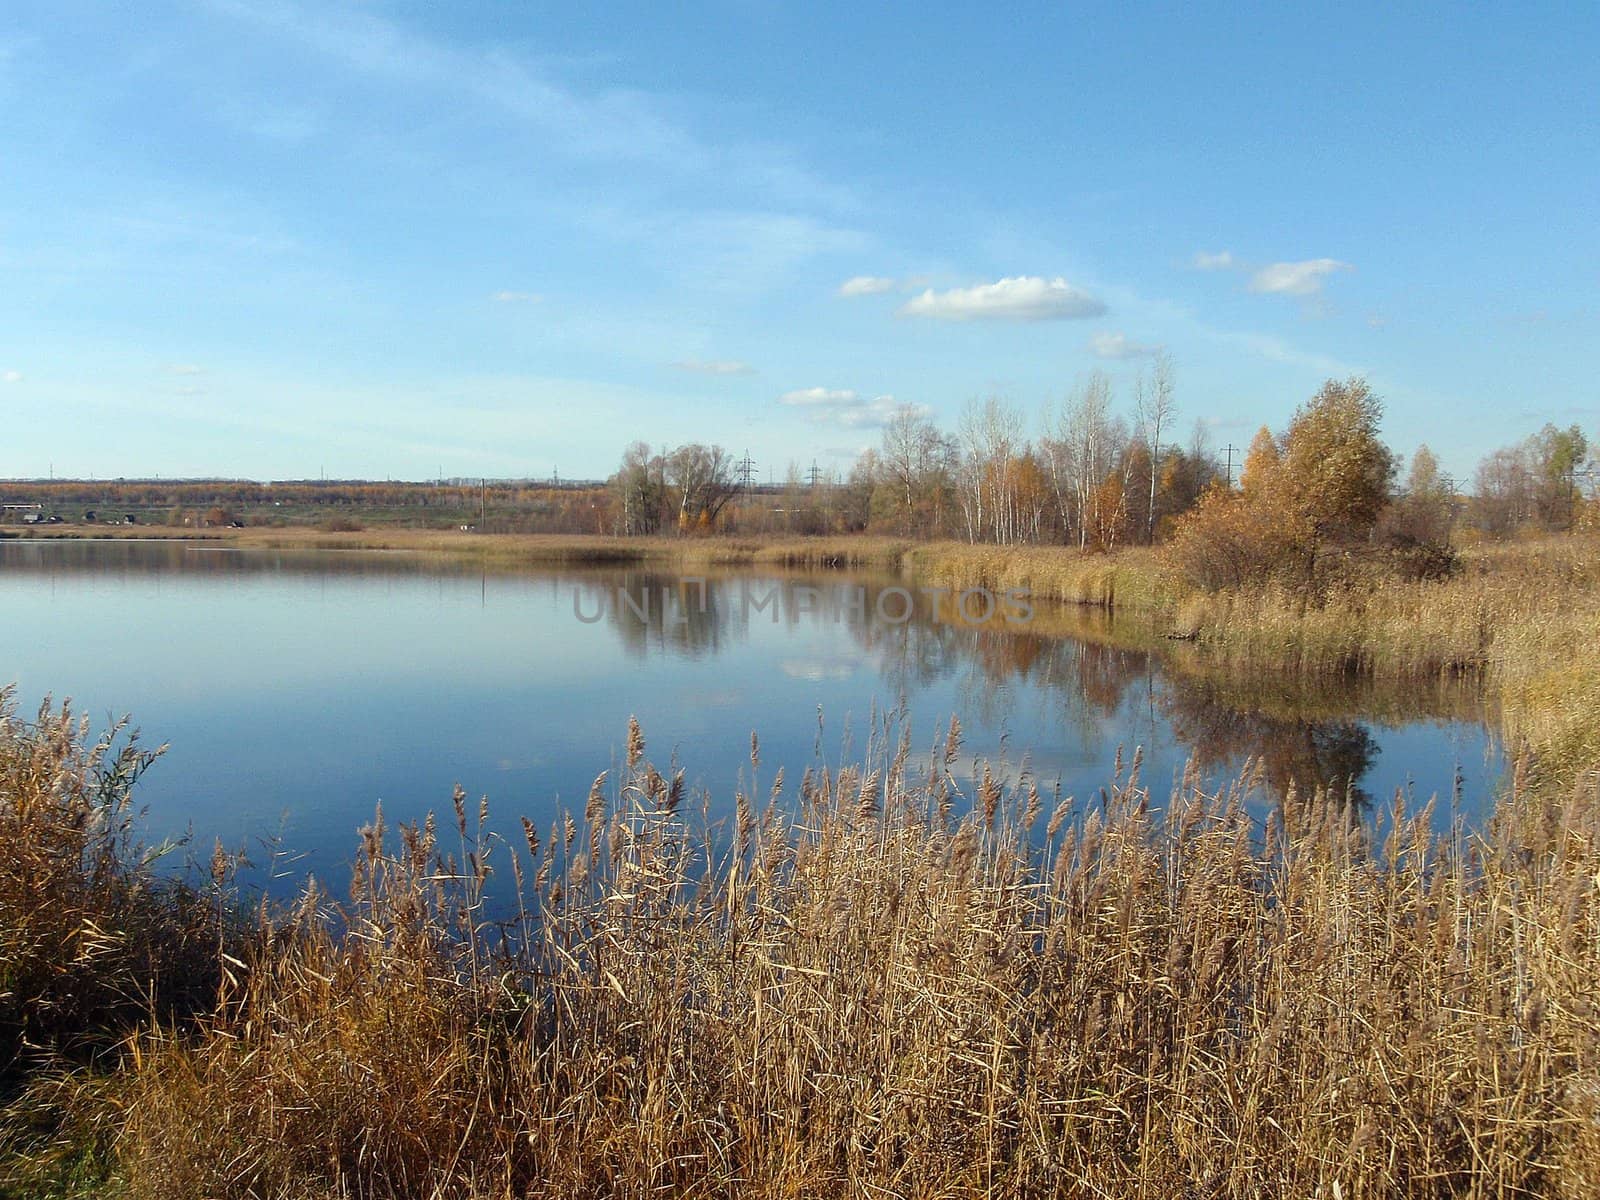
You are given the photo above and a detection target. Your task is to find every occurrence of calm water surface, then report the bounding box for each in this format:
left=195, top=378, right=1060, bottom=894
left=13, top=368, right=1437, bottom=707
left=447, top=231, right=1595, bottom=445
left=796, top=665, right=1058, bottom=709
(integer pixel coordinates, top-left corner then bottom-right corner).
left=0, top=540, right=1504, bottom=891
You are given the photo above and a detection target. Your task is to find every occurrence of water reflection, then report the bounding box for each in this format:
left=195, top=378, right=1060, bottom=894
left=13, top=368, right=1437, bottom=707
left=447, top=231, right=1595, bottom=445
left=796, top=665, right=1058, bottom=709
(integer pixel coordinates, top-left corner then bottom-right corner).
left=0, top=542, right=1501, bottom=876
left=565, top=568, right=1494, bottom=813
left=0, top=538, right=486, bottom=580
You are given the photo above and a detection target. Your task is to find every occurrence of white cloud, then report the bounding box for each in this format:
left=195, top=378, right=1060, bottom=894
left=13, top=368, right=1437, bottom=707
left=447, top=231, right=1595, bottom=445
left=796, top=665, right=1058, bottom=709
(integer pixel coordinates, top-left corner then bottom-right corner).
left=1249, top=258, right=1352, bottom=297
left=1088, top=331, right=1160, bottom=360
left=671, top=358, right=756, bottom=376
left=837, top=275, right=896, bottom=297
left=165, top=364, right=204, bottom=375
left=1190, top=250, right=1235, bottom=271
left=492, top=290, right=542, bottom=303
left=1, top=370, right=22, bottom=384
left=840, top=396, right=926, bottom=429
left=780, top=386, right=859, bottom=407
left=899, top=276, right=1106, bottom=321
left=778, top=388, right=923, bottom=430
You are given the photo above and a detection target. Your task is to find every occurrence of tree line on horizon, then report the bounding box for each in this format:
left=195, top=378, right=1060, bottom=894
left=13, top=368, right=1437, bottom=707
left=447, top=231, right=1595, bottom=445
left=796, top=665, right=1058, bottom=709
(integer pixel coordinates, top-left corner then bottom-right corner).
left=3, top=376, right=1591, bottom=556
left=610, top=363, right=1595, bottom=579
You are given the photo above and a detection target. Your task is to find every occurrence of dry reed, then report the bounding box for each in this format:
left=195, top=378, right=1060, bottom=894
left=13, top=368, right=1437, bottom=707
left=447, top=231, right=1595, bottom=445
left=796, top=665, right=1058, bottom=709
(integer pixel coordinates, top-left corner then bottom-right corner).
left=65, top=717, right=1600, bottom=1199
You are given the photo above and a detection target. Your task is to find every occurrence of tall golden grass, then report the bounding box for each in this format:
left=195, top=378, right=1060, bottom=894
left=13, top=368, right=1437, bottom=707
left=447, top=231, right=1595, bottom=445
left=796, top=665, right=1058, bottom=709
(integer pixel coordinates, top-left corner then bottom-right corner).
left=905, top=543, right=1171, bottom=611
left=5, top=703, right=1600, bottom=1197
left=1158, top=538, right=1600, bottom=787
left=0, top=691, right=238, bottom=1197
left=0, top=692, right=229, bottom=1080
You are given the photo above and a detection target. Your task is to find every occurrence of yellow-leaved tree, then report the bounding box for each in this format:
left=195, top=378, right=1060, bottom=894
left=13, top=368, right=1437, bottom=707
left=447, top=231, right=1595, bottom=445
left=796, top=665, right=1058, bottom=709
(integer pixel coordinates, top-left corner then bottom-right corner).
left=1165, top=378, right=1395, bottom=591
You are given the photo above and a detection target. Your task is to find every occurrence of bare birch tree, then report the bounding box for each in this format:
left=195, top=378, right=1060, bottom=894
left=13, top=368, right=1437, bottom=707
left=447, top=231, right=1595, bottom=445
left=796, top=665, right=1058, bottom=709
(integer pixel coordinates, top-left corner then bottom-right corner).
left=1136, top=351, right=1176, bottom=545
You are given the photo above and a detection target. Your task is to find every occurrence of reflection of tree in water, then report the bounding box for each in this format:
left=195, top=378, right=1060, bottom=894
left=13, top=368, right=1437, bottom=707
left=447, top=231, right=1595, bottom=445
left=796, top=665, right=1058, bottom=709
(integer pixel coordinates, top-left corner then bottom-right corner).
left=0, top=540, right=496, bottom=580
left=1159, top=678, right=1379, bottom=813
left=569, top=568, right=1448, bottom=814
left=964, top=629, right=1149, bottom=745
left=863, top=612, right=1392, bottom=812
left=579, top=572, right=728, bottom=661
left=853, top=619, right=1151, bottom=755
left=850, top=616, right=966, bottom=697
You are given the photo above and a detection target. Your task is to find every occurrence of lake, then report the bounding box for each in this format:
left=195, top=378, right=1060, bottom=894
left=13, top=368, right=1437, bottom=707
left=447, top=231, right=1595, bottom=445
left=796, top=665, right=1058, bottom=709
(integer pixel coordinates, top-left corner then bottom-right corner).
left=0, top=539, right=1504, bottom=893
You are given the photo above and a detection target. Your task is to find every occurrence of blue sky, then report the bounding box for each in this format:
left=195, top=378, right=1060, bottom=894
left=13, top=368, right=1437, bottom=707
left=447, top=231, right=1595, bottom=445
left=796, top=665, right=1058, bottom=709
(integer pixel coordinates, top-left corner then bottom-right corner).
left=2, top=1, right=1595, bottom=482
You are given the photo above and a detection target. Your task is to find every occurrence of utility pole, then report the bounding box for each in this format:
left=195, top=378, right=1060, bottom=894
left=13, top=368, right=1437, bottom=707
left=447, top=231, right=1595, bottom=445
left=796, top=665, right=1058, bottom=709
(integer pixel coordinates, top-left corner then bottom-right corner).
left=736, top=451, right=757, bottom=493
left=1223, top=443, right=1240, bottom=489
left=806, top=459, right=822, bottom=488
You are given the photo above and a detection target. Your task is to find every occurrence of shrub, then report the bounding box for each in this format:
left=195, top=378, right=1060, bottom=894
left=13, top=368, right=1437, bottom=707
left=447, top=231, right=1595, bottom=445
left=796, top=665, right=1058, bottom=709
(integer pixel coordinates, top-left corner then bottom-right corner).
left=1162, top=484, right=1311, bottom=591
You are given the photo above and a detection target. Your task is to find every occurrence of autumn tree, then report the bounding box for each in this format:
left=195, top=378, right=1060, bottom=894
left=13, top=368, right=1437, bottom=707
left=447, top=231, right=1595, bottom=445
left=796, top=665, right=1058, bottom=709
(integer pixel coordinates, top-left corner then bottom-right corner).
left=1042, top=372, right=1125, bottom=549
left=957, top=396, right=1029, bottom=544
left=1468, top=423, right=1592, bottom=535
left=1377, top=444, right=1457, bottom=578
left=1279, top=377, right=1395, bottom=545
left=666, top=443, right=739, bottom=533
left=1240, top=426, right=1280, bottom=498
left=879, top=405, right=954, bottom=536
left=1165, top=378, right=1397, bottom=591
left=1152, top=434, right=1221, bottom=537
left=1530, top=423, right=1588, bottom=529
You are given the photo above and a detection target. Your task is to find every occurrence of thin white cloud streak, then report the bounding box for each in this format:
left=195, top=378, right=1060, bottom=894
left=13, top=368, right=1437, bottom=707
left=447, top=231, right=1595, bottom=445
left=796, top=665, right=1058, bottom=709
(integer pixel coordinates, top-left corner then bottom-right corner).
left=840, top=397, right=926, bottom=429
left=780, top=386, right=858, bottom=407
left=778, top=387, right=923, bottom=429
left=1249, top=258, right=1352, bottom=297
left=203, top=0, right=860, bottom=210
left=672, top=359, right=756, bottom=376
left=1, top=370, right=22, bottom=384
left=1090, top=282, right=1365, bottom=379
left=1088, top=331, right=1160, bottom=360
left=900, top=276, right=1106, bottom=321
left=1190, top=250, right=1235, bottom=271
left=837, top=275, right=896, bottom=297
left=492, top=290, right=542, bottom=303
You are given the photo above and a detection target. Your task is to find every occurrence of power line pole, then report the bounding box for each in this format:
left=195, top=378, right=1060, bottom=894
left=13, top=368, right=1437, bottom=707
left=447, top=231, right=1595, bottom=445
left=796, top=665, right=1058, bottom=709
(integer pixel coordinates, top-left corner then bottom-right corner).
left=736, top=451, right=757, bottom=493
left=1223, top=443, right=1240, bottom=489
left=806, top=459, right=822, bottom=488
